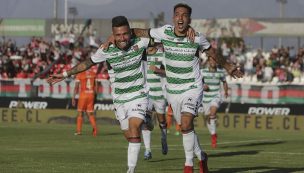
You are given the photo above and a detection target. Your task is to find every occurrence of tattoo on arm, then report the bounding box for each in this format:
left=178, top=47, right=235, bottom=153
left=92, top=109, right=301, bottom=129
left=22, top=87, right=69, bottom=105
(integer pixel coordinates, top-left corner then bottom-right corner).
left=223, top=82, right=228, bottom=93
left=206, top=48, right=225, bottom=66
left=206, top=48, right=234, bottom=72
left=132, top=28, right=150, bottom=38
left=68, top=59, right=95, bottom=76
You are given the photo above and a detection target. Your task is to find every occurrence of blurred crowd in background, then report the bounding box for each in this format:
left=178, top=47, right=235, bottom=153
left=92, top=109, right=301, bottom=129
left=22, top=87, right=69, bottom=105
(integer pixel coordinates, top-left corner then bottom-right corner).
left=0, top=31, right=109, bottom=81
left=1, top=32, right=304, bottom=84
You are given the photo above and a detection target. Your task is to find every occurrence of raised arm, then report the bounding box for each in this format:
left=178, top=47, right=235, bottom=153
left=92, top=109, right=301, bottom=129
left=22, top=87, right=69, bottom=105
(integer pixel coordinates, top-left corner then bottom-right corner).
left=47, top=58, right=96, bottom=85
left=222, top=81, right=229, bottom=98
left=205, top=47, right=243, bottom=78
left=131, top=28, right=151, bottom=38
left=133, top=27, right=195, bottom=41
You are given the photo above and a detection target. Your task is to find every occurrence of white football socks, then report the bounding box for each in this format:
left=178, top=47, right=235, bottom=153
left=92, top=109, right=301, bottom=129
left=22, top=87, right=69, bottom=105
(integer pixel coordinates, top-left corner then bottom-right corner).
left=207, top=118, right=216, bottom=135
left=128, top=142, right=141, bottom=168
left=182, top=131, right=195, bottom=166
left=142, top=130, right=151, bottom=152
left=194, top=132, right=206, bottom=161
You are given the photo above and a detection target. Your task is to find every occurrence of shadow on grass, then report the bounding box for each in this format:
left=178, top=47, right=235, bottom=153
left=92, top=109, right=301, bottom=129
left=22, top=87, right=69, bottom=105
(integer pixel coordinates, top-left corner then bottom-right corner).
left=221, top=140, right=285, bottom=148
left=148, top=157, right=184, bottom=163
left=209, top=150, right=259, bottom=157
left=47, top=116, right=119, bottom=125
left=105, top=132, right=121, bottom=136
left=211, top=166, right=304, bottom=173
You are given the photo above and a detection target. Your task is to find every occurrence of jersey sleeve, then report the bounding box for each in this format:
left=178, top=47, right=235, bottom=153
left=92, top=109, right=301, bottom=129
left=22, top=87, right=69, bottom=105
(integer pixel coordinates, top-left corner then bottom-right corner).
left=196, top=33, right=211, bottom=52
left=139, top=37, right=151, bottom=49
left=91, top=47, right=107, bottom=63
left=149, top=25, right=170, bottom=41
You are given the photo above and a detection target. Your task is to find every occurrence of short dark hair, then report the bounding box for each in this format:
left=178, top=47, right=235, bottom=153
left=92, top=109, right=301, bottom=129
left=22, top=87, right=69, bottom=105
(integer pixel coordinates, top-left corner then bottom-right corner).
left=112, top=16, right=130, bottom=28
left=174, top=3, right=192, bottom=16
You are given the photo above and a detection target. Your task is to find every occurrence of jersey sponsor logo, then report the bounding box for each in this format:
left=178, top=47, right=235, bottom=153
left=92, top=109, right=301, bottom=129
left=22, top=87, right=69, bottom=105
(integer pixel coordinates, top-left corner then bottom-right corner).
left=9, top=101, right=48, bottom=109
left=248, top=107, right=290, bottom=116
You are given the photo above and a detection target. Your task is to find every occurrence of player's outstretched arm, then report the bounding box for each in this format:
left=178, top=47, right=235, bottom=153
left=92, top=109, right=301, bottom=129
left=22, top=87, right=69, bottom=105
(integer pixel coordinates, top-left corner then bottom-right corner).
left=132, top=27, right=195, bottom=41
left=132, top=28, right=150, bottom=38
left=223, top=81, right=229, bottom=98
left=47, top=58, right=95, bottom=85
left=205, top=48, right=243, bottom=78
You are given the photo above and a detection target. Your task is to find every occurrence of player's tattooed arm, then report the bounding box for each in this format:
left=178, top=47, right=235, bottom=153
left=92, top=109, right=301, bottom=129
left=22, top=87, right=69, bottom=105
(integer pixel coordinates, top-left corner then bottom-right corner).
left=47, top=58, right=96, bottom=85
left=131, top=28, right=150, bottom=38
left=205, top=47, right=243, bottom=78
left=68, top=58, right=95, bottom=76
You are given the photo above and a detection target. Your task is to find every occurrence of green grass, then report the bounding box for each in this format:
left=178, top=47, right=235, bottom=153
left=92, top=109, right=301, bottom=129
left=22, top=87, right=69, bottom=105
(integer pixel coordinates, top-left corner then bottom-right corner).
left=0, top=123, right=303, bottom=173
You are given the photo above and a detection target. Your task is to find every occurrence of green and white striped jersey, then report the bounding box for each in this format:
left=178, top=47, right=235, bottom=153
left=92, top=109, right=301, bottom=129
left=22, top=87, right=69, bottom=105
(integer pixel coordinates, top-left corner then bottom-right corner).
left=201, top=68, right=226, bottom=103
left=91, top=37, right=150, bottom=104
left=150, top=25, right=211, bottom=94
left=147, top=48, right=165, bottom=100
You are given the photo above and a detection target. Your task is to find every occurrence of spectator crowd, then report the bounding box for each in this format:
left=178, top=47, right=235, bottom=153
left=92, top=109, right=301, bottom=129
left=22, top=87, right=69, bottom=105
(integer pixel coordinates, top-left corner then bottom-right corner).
left=1, top=35, right=304, bottom=84
left=0, top=32, right=109, bottom=80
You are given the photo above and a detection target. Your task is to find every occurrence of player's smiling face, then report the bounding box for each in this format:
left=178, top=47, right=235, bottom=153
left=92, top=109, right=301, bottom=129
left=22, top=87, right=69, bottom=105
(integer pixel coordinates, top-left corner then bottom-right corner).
left=173, top=6, right=191, bottom=36
left=113, top=25, right=131, bottom=50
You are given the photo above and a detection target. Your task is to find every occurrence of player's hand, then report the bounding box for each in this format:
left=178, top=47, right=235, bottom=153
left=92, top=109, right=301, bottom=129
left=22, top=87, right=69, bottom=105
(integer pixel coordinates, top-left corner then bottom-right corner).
left=149, top=65, right=157, bottom=72
left=203, top=84, right=209, bottom=91
left=227, top=66, right=243, bottom=79
left=149, top=65, right=162, bottom=75
left=186, top=25, right=196, bottom=43
left=100, top=34, right=114, bottom=50
left=147, top=47, right=157, bottom=55
left=46, top=74, right=65, bottom=85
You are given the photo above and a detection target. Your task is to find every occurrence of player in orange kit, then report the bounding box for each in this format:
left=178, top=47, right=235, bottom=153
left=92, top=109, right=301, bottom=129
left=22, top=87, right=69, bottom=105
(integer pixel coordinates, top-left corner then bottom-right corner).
left=72, top=66, right=98, bottom=136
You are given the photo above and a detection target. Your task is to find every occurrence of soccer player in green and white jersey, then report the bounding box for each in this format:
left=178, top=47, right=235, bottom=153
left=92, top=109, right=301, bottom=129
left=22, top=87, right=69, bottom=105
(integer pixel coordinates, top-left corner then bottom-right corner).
left=47, top=16, right=153, bottom=173
left=130, top=3, right=243, bottom=173
left=201, top=57, right=228, bottom=148
left=142, top=43, right=168, bottom=160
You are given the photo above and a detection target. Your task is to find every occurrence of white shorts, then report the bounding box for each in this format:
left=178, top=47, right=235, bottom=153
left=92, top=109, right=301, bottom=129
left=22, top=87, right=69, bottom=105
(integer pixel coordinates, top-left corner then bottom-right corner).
left=148, top=98, right=166, bottom=114
left=114, top=97, right=148, bottom=130
left=202, top=97, right=222, bottom=115
left=166, top=87, right=203, bottom=125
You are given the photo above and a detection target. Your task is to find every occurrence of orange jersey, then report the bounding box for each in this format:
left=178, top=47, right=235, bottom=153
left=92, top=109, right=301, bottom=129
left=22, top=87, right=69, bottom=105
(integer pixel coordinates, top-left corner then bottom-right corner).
left=75, top=67, right=97, bottom=112
left=76, top=68, right=97, bottom=95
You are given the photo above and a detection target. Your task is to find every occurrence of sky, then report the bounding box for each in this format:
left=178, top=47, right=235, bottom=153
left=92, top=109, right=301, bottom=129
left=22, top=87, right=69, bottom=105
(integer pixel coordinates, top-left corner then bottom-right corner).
left=1, top=0, right=304, bottom=50
left=1, top=0, right=304, bottom=21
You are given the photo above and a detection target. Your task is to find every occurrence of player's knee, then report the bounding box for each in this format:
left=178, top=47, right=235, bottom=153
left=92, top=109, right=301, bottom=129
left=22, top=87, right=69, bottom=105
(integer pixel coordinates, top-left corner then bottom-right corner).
left=127, top=136, right=141, bottom=143
left=180, top=123, right=194, bottom=134
left=209, top=114, right=217, bottom=119
left=128, top=126, right=141, bottom=137
left=181, top=127, right=194, bottom=134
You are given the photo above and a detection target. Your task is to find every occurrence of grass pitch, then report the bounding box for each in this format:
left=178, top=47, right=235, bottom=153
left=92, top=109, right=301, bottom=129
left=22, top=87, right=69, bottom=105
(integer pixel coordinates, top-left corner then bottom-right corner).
left=0, top=123, right=303, bottom=173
